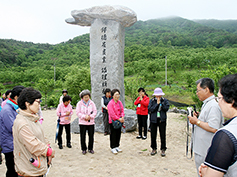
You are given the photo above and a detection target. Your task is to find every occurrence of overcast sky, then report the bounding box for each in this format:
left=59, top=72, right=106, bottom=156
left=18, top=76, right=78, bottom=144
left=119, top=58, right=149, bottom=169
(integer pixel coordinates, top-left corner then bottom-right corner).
left=0, top=0, right=236, bottom=44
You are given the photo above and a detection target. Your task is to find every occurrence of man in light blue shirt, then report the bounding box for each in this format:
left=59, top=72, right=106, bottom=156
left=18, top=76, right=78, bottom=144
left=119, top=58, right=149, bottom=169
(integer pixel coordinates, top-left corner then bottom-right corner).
left=188, top=78, right=223, bottom=177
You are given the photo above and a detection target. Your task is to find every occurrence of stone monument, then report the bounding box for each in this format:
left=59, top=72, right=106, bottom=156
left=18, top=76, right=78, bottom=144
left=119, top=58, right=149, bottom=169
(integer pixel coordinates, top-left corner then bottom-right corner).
left=66, top=5, right=137, bottom=133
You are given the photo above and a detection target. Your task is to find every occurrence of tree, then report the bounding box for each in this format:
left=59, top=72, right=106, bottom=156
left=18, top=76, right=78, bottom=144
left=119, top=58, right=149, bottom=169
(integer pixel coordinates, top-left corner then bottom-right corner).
left=200, top=64, right=237, bottom=94
left=0, top=83, right=4, bottom=92
left=190, top=64, right=237, bottom=109
left=36, top=79, right=54, bottom=106
left=124, top=76, right=147, bottom=109
left=64, top=66, right=91, bottom=105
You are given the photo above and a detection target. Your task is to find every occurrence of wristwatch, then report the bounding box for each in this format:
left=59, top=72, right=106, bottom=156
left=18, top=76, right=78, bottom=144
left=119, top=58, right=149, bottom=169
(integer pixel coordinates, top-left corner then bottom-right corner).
left=197, top=120, right=201, bottom=126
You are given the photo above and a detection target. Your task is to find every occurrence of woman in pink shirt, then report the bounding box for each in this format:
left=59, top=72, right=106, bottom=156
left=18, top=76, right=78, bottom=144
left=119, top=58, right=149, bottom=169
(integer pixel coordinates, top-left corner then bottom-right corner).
left=1, top=90, right=12, bottom=108
left=107, top=89, right=125, bottom=154
left=56, top=95, right=73, bottom=149
left=76, top=90, right=97, bottom=155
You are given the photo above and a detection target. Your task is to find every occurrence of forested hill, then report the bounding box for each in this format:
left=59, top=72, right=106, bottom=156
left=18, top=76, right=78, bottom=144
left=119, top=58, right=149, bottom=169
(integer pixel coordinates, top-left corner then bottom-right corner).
left=194, top=19, right=237, bottom=35
left=1, top=16, right=237, bottom=68
left=0, top=39, right=54, bottom=66
left=125, top=17, right=237, bottom=48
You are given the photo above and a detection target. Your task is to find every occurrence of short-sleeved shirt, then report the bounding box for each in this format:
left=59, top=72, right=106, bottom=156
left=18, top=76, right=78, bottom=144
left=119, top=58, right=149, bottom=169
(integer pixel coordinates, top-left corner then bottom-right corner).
left=193, top=95, right=223, bottom=157
left=204, top=117, right=237, bottom=176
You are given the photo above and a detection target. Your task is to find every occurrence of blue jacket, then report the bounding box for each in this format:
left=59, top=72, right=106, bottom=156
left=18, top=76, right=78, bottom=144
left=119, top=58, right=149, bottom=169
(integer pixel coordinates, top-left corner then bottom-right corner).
left=148, top=97, right=169, bottom=123
left=0, top=100, right=18, bottom=153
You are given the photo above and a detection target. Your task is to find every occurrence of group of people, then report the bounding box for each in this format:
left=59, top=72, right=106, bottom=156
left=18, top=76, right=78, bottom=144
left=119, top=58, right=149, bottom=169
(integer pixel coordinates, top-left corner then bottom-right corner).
left=133, top=75, right=237, bottom=176
left=56, top=89, right=98, bottom=154
left=134, top=87, right=170, bottom=157
left=131, top=74, right=237, bottom=176
left=0, top=86, right=55, bottom=177
left=57, top=87, right=170, bottom=157
left=101, top=87, right=170, bottom=156
left=0, top=73, right=237, bottom=177
left=56, top=88, right=124, bottom=155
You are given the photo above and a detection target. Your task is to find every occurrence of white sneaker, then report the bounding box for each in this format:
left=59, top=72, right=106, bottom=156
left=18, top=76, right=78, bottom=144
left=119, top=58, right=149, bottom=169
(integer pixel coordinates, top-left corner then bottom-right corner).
left=115, top=147, right=122, bottom=153
left=111, top=148, right=118, bottom=154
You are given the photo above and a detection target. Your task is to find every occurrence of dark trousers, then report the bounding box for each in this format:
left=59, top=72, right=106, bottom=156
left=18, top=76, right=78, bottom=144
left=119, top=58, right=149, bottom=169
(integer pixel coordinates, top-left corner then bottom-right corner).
left=18, top=175, right=43, bottom=177
left=110, top=124, right=122, bottom=149
left=150, top=119, right=167, bottom=151
left=137, top=114, right=148, bottom=136
left=4, top=151, right=18, bottom=177
left=58, top=124, right=71, bottom=146
left=103, top=112, right=110, bottom=134
left=79, top=125, right=94, bottom=151
left=0, top=151, right=2, bottom=165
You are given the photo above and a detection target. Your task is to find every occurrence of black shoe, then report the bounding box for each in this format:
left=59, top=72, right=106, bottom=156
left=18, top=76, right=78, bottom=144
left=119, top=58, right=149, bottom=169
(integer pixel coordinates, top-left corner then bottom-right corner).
left=88, top=150, right=94, bottom=154
left=161, top=150, right=166, bottom=157
left=59, top=144, right=63, bottom=149
left=136, top=135, right=142, bottom=139
left=151, top=149, right=157, bottom=156
left=104, top=132, right=108, bottom=136
left=67, top=143, right=72, bottom=148
left=142, top=136, right=147, bottom=140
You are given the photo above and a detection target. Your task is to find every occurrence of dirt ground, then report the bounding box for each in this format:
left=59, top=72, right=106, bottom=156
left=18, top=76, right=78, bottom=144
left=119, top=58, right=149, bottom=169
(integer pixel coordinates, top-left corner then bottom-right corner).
left=0, top=110, right=197, bottom=177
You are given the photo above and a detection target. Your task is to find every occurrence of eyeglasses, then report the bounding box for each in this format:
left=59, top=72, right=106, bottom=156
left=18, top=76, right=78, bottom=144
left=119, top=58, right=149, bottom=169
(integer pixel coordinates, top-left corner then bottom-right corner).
left=196, top=89, right=204, bottom=93
left=215, top=97, right=223, bottom=102
left=35, top=99, right=42, bottom=104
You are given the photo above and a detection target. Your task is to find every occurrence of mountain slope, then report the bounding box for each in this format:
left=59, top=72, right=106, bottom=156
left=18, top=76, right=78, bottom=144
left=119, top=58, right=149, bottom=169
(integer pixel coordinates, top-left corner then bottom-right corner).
left=194, top=19, right=237, bottom=35
left=125, top=17, right=237, bottom=48
left=1, top=17, right=237, bottom=68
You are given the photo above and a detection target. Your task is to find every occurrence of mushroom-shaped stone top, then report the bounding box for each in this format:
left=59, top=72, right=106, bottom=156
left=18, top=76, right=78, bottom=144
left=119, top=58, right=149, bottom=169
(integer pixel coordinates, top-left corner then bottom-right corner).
left=65, top=5, right=137, bottom=27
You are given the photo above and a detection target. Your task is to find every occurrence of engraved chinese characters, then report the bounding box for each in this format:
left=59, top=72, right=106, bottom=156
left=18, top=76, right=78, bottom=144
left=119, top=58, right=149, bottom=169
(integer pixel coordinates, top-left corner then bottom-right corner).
left=90, top=19, right=125, bottom=110
left=101, top=27, right=108, bottom=93
left=66, top=5, right=137, bottom=110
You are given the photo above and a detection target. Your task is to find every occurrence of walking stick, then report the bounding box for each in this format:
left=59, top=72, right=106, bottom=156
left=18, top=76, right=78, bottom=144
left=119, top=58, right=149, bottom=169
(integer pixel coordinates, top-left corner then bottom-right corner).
left=186, top=107, right=194, bottom=159
left=55, top=118, right=60, bottom=143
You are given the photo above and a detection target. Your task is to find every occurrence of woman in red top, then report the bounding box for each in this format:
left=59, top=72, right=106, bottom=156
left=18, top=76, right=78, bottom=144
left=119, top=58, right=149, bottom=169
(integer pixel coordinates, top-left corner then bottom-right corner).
left=134, top=88, right=149, bottom=139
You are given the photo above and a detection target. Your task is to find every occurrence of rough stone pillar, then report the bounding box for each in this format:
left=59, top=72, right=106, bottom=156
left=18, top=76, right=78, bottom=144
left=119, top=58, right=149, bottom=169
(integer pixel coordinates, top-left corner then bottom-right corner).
left=66, top=6, right=138, bottom=133
left=90, top=19, right=125, bottom=109
left=66, top=5, right=137, bottom=110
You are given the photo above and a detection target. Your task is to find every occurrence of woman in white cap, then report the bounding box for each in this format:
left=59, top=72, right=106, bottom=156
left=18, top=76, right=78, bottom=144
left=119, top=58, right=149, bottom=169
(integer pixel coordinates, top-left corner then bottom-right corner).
left=148, top=88, right=169, bottom=157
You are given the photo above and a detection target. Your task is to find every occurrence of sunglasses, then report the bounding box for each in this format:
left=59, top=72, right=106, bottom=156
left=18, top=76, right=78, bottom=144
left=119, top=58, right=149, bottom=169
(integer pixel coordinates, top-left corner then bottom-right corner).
left=35, top=99, right=42, bottom=104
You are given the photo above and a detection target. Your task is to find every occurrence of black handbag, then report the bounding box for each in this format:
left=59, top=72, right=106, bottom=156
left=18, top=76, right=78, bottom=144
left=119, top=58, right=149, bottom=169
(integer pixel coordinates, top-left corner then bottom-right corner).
left=111, top=102, right=123, bottom=129
left=112, top=119, right=122, bottom=129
